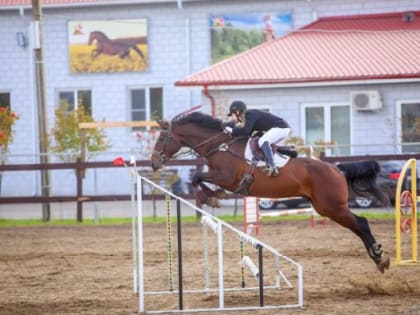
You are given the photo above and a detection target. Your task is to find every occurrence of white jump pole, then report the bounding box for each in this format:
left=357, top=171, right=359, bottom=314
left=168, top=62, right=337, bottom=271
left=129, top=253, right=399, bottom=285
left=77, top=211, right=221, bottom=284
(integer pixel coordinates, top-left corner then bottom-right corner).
left=136, top=175, right=145, bottom=313
left=217, top=220, right=224, bottom=309
left=201, top=216, right=225, bottom=308
left=131, top=171, right=138, bottom=293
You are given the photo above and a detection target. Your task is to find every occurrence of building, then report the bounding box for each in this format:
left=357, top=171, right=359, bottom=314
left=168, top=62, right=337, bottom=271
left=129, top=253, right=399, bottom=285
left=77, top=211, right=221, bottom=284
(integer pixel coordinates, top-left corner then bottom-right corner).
left=1, top=0, right=419, bottom=196
left=176, top=10, right=420, bottom=157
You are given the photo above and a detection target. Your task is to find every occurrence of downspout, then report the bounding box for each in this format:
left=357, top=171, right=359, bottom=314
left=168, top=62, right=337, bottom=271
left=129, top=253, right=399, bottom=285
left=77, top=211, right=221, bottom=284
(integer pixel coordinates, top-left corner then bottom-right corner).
left=203, top=85, right=216, bottom=117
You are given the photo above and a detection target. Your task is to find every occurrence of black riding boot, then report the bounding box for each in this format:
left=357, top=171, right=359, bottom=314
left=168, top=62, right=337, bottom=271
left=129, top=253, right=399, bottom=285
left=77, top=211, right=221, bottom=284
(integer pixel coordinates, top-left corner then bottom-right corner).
left=261, top=141, right=279, bottom=176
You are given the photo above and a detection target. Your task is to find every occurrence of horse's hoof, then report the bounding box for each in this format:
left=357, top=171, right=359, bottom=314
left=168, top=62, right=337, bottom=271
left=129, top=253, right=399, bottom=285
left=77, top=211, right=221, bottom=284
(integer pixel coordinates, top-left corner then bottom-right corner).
left=213, top=189, right=228, bottom=199
left=376, top=256, right=390, bottom=273
left=207, top=197, right=220, bottom=208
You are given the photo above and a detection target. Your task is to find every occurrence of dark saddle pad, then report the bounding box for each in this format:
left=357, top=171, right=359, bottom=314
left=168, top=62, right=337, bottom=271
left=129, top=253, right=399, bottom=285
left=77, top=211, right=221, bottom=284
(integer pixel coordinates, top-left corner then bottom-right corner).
left=250, top=137, right=298, bottom=160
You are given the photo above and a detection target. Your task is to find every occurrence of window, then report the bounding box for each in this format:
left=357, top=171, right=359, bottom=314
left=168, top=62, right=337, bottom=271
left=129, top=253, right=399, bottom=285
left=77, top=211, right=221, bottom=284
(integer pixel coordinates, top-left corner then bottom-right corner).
left=0, top=92, right=10, bottom=109
left=58, top=90, right=91, bottom=114
left=398, top=100, right=420, bottom=153
left=302, top=104, right=350, bottom=155
left=130, top=87, right=163, bottom=123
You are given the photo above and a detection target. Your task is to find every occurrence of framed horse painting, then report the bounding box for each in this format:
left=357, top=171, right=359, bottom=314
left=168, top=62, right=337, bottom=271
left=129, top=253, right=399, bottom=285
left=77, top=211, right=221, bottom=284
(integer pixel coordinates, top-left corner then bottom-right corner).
left=68, top=19, right=148, bottom=73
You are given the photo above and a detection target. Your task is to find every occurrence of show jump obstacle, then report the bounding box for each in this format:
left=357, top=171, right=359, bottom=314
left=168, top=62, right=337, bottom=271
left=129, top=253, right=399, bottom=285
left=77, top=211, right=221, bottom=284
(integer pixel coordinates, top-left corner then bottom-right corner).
left=395, top=158, right=420, bottom=266
left=243, top=197, right=322, bottom=236
left=134, top=175, right=304, bottom=314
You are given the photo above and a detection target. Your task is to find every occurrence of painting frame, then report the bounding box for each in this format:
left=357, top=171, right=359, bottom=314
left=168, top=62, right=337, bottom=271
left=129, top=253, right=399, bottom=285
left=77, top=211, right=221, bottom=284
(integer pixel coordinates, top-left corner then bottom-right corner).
left=210, top=12, right=292, bottom=64
left=68, top=19, right=148, bottom=73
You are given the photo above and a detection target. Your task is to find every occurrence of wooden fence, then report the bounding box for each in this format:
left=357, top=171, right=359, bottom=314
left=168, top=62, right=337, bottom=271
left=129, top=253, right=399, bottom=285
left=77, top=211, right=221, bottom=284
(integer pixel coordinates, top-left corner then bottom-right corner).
left=1, top=153, right=420, bottom=221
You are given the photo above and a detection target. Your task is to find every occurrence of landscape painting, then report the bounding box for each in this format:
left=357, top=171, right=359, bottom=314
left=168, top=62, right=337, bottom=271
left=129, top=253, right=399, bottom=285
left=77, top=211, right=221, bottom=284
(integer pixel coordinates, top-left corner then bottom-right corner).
left=68, top=19, right=148, bottom=73
left=210, top=12, right=292, bottom=64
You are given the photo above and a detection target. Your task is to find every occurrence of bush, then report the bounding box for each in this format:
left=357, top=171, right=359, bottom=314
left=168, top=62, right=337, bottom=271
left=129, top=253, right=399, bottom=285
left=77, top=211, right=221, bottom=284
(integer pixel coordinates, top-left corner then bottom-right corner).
left=0, top=107, right=19, bottom=164
left=49, top=105, right=111, bottom=162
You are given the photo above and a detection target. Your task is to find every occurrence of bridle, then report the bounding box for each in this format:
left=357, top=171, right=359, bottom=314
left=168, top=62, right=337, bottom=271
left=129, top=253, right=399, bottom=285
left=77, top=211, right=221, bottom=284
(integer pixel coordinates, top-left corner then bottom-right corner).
left=153, top=124, right=182, bottom=165
left=153, top=123, right=230, bottom=165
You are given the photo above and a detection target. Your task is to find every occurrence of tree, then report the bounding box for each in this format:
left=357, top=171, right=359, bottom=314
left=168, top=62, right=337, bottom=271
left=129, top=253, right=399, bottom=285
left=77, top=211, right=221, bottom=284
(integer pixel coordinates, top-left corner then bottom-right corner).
left=49, top=105, right=111, bottom=162
left=0, top=107, right=19, bottom=195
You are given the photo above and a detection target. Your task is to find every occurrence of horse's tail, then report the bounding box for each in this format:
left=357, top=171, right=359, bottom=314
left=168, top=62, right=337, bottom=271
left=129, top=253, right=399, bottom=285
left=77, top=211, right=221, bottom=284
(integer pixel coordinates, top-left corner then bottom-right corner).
left=337, top=160, right=391, bottom=207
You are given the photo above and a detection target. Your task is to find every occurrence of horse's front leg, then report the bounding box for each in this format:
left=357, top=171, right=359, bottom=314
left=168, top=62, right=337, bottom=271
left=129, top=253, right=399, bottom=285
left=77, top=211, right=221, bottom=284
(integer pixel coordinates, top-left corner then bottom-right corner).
left=192, top=170, right=231, bottom=207
left=91, top=49, right=99, bottom=59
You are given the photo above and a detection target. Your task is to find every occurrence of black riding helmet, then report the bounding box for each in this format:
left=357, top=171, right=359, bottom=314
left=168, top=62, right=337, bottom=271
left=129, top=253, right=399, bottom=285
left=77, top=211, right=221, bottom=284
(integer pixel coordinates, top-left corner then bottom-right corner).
left=228, top=101, right=247, bottom=116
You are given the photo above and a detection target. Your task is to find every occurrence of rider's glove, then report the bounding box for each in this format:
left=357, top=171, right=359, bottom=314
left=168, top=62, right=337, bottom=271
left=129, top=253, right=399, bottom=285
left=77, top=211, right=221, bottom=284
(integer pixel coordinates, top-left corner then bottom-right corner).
left=224, top=126, right=233, bottom=134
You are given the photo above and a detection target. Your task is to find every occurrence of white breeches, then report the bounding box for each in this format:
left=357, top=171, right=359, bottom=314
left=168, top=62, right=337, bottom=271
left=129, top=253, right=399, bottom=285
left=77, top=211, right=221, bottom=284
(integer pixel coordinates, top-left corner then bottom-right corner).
left=258, top=128, right=290, bottom=147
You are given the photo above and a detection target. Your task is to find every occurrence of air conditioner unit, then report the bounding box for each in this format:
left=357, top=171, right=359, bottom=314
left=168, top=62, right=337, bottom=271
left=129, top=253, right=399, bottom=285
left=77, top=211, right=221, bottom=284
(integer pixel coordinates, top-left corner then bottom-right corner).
left=350, top=90, right=382, bottom=111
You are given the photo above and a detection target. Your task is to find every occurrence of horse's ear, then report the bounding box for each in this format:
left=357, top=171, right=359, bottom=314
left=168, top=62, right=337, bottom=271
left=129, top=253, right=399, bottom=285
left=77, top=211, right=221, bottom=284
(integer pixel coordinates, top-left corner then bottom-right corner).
left=157, top=120, right=169, bottom=130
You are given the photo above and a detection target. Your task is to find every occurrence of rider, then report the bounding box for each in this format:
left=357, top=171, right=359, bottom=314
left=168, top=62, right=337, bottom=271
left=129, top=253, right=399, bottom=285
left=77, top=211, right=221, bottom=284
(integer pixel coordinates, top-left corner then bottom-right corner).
left=224, top=100, right=291, bottom=176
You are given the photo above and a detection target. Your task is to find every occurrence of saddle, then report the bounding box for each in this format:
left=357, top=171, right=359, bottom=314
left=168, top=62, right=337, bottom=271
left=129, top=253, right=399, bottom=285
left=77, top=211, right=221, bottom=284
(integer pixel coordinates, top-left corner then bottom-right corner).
left=249, top=137, right=298, bottom=161
left=234, top=137, right=297, bottom=196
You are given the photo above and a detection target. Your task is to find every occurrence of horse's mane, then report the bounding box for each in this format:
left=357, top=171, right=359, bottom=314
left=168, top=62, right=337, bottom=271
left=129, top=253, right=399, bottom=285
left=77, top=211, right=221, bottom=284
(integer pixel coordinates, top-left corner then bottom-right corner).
left=172, top=111, right=223, bottom=130
left=90, top=31, right=109, bottom=40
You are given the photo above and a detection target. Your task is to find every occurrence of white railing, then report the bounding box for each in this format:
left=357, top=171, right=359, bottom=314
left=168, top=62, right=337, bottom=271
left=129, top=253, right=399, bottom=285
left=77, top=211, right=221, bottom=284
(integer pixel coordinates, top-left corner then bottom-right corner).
left=134, top=175, right=304, bottom=313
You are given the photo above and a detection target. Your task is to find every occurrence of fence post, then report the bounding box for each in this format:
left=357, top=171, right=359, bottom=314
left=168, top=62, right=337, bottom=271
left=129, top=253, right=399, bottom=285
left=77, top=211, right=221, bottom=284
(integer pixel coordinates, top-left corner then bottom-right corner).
left=76, top=157, right=84, bottom=222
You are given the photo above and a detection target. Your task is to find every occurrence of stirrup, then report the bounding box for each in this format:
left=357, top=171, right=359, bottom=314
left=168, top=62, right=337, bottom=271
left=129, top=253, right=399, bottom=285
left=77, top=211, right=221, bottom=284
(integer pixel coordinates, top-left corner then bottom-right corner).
left=264, top=166, right=279, bottom=177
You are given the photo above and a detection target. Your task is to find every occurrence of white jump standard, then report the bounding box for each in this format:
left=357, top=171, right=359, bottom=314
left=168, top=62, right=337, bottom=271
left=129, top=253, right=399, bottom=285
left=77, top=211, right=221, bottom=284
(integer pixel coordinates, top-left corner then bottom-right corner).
left=134, top=175, right=304, bottom=313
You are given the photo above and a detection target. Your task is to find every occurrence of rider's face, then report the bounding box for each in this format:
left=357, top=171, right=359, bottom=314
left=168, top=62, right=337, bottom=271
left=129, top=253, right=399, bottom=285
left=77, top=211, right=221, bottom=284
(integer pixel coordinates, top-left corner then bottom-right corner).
left=232, top=112, right=240, bottom=122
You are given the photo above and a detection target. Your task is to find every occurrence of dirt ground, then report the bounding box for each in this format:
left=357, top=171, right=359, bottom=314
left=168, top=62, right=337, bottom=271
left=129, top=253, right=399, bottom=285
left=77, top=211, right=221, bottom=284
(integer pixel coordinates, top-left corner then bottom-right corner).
left=1, top=218, right=420, bottom=315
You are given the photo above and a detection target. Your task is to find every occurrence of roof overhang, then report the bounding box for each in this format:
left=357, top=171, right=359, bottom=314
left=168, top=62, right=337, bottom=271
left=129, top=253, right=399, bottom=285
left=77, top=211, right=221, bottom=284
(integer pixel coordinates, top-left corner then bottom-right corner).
left=175, top=76, right=420, bottom=90
left=0, top=0, right=204, bottom=11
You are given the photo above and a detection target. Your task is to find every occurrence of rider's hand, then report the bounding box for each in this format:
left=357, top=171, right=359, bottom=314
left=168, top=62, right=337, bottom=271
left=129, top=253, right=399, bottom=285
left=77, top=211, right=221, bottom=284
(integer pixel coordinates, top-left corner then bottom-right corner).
left=224, top=126, right=233, bottom=134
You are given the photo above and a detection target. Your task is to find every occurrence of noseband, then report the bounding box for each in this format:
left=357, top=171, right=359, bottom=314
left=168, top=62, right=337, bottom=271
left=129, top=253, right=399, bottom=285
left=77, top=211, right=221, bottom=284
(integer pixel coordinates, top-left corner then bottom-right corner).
left=153, top=124, right=181, bottom=165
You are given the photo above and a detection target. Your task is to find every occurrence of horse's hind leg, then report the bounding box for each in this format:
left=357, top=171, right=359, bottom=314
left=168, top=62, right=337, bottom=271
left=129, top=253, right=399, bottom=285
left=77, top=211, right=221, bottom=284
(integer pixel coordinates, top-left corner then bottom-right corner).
left=326, top=207, right=390, bottom=273
left=352, top=214, right=390, bottom=272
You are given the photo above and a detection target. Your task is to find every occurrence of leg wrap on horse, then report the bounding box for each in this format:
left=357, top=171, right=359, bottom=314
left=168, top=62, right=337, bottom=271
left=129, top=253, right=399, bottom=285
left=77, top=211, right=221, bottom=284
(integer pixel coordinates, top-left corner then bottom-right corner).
left=369, top=242, right=390, bottom=273
left=352, top=214, right=390, bottom=273
left=369, top=243, right=383, bottom=259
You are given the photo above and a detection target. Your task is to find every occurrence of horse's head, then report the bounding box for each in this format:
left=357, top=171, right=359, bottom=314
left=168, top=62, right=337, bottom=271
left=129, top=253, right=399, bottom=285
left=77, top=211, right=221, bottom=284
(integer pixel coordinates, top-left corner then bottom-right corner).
left=88, top=32, right=96, bottom=45
left=88, top=31, right=107, bottom=45
left=151, top=120, right=183, bottom=171
left=151, top=112, right=226, bottom=170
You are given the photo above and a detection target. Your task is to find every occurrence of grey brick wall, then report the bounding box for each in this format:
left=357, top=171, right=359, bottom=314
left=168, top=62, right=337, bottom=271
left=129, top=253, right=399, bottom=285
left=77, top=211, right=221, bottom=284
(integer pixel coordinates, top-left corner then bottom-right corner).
left=1, top=0, right=419, bottom=196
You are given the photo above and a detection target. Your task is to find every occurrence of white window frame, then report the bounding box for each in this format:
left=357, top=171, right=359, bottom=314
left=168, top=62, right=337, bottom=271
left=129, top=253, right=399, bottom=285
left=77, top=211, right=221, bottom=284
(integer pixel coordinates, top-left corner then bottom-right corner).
left=56, top=88, right=92, bottom=113
left=300, top=102, right=352, bottom=155
left=396, top=98, right=420, bottom=153
left=0, top=91, right=11, bottom=109
left=128, top=86, right=164, bottom=122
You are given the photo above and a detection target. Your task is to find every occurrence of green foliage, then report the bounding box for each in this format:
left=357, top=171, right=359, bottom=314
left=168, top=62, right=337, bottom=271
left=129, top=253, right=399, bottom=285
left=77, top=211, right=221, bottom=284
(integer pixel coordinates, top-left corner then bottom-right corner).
left=50, top=104, right=111, bottom=162
left=211, top=28, right=264, bottom=63
left=287, top=136, right=335, bottom=158
left=0, top=107, right=19, bottom=164
left=0, top=212, right=394, bottom=227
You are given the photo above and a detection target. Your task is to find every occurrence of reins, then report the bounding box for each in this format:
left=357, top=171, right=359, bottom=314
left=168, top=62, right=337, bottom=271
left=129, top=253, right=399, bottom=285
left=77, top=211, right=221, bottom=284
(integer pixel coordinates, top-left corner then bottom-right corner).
left=155, top=123, right=249, bottom=163
left=191, top=132, right=226, bottom=152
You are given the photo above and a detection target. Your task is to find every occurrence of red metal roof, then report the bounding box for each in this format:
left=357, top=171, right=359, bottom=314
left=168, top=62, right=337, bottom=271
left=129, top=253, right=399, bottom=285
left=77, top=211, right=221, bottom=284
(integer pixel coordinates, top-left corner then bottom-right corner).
left=0, top=0, right=178, bottom=8
left=0, top=0, right=106, bottom=6
left=176, top=11, right=420, bottom=87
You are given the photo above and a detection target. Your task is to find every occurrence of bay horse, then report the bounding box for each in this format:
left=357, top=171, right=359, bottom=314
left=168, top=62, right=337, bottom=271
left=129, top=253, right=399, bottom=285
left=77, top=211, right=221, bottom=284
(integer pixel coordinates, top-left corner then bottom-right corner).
left=151, top=111, right=391, bottom=273
left=88, top=31, right=146, bottom=62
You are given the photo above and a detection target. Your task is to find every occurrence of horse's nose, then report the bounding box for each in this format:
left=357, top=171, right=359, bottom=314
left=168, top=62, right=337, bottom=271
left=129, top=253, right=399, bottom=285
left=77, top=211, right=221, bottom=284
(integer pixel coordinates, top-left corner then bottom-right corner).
left=151, top=160, right=161, bottom=171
